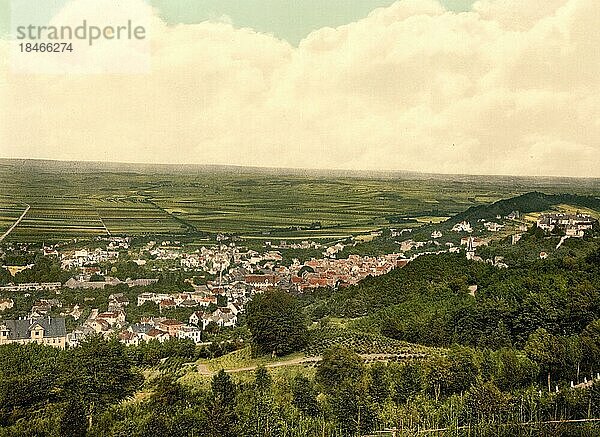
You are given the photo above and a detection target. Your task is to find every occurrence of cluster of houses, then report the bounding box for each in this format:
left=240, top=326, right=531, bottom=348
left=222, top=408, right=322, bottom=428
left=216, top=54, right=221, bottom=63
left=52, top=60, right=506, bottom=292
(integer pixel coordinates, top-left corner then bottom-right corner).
left=65, top=276, right=158, bottom=290
left=537, top=213, right=596, bottom=237
left=460, top=236, right=488, bottom=249
left=9, top=212, right=581, bottom=350
left=0, top=247, right=416, bottom=349
left=265, top=240, right=323, bottom=250
left=60, top=248, right=120, bottom=269
left=452, top=221, right=473, bottom=233
left=288, top=254, right=408, bottom=291
left=137, top=291, right=217, bottom=309
left=116, top=305, right=240, bottom=346
left=461, top=236, right=507, bottom=267
left=180, top=245, right=288, bottom=275
left=390, top=228, right=413, bottom=238
left=64, top=288, right=244, bottom=347
left=483, top=221, right=504, bottom=232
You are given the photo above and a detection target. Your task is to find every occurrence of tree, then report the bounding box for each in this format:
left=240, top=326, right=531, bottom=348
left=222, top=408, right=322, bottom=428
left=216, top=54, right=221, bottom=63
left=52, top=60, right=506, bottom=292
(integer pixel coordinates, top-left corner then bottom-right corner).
left=245, top=290, right=307, bottom=355
left=254, top=366, right=272, bottom=395
left=492, top=348, right=539, bottom=391
left=148, top=375, right=189, bottom=414
left=0, top=343, right=61, bottom=427
left=205, top=370, right=237, bottom=437
left=329, top=380, right=375, bottom=436
left=242, top=366, right=276, bottom=437
left=59, top=400, right=87, bottom=437
left=291, top=375, right=319, bottom=417
left=525, top=328, right=567, bottom=392
left=581, top=319, right=600, bottom=374
left=423, top=345, right=478, bottom=400
left=465, top=381, right=508, bottom=421
left=368, top=362, right=390, bottom=404
left=217, top=294, right=228, bottom=307
left=315, top=346, right=364, bottom=392
left=391, top=362, right=422, bottom=405
left=59, top=335, right=142, bottom=430
left=211, top=369, right=236, bottom=408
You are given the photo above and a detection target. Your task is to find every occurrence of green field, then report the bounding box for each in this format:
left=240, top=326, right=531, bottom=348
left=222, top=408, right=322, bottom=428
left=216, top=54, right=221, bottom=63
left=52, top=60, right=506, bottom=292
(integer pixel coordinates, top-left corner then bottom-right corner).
left=1, top=159, right=599, bottom=242
left=0, top=202, right=27, bottom=235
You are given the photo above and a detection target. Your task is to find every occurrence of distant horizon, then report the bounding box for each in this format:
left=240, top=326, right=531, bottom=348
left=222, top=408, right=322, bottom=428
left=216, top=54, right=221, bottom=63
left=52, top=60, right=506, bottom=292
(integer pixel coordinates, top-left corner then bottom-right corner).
left=3, top=156, right=600, bottom=182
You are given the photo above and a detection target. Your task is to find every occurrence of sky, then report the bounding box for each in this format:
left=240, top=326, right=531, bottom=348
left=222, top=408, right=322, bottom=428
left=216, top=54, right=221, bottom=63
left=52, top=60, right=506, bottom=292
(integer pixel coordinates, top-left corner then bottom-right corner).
left=150, top=0, right=477, bottom=45
left=1, top=0, right=599, bottom=177
left=0, top=0, right=477, bottom=42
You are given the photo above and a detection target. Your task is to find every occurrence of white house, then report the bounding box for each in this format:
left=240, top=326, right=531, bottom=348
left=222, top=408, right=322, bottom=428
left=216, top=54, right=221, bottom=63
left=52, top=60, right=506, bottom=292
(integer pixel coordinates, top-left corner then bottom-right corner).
left=0, top=298, right=14, bottom=311
left=202, top=308, right=237, bottom=329
left=452, top=221, right=473, bottom=233
left=177, top=325, right=203, bottom=343
left=189, top=311, right=204, bottom=326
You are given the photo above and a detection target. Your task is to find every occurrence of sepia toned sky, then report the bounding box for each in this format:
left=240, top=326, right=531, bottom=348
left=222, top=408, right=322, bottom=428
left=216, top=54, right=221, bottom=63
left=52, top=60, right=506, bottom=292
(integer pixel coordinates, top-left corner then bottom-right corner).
left=1, top=0, right=599, bottom=177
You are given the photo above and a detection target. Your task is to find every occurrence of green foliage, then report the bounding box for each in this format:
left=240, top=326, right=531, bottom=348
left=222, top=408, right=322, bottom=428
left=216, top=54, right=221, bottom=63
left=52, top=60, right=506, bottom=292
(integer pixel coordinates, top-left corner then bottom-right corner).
left=59, top=336, right=143, bottom=422
left=127, top=338, right=197, bottom=366
left=522, top=329, right=585, bottom=391
left=9, top=255, right=71, bottom=284
left=58, top=401, right=87, bottom=437
left=423, top=345, right=478, bottom=400
left=291, top=375, right=319, bottom=417
left=147, top=375, right=189, bottom=413
left=211, top=369, right=236, bottom=408
left=206, top=370, right=237, bottom=437
left=464, top=381, right=508, bottom=421
left=305, top=325, right=427, bottom=356
left=0, top=336, right=142, bottom=435
left=302, top=240, right=600, bottom=359
left=315, top=346, right=364, bottom=392
left=328, top=380, right=376, bottom=436
left=581, top=319, right=600, bottom=370
left=368, top=362, right=390, bottom=404
left=237, top=366, right=278, bottom=437
left=0, top=343, right=60, bottom=427
left=246, top=290, right=308, bottom=356
left=390, top=362, right=422, bottom=404
left=490, top=348, right=539, bottom=391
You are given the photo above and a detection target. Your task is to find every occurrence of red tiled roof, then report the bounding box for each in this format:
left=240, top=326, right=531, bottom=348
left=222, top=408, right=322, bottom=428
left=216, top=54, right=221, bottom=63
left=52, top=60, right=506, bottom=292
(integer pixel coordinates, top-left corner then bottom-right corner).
left=160, top=319, right=182, bottom=326
left=147, top=328, right=167, bottom=337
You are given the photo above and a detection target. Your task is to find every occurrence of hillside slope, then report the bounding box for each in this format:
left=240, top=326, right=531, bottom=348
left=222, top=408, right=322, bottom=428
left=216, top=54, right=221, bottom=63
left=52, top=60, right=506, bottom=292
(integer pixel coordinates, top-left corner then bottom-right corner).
left=450, top=192, right=600, bottom=223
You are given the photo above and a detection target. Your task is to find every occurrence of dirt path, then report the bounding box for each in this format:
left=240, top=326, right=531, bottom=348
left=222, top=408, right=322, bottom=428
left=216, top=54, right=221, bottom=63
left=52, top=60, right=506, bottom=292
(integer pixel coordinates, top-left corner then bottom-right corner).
left=197, top=353, right=426, bottom=376
left=197, top=363, right=212, bottom=376
left=0, top=203, right=30, bottom=242
left=97, top=215, right=111, bottom=236
left=225, top=356, right=322, bottom=374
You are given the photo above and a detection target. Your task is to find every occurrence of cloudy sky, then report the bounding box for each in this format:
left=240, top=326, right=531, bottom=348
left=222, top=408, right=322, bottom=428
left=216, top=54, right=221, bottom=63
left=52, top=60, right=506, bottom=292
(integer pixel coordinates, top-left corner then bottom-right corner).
left=0, top=0, right=599, bottom=177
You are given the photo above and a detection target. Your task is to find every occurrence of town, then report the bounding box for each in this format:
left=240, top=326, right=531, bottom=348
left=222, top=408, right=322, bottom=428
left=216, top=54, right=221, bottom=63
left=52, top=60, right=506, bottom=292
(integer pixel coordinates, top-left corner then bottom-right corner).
left=0, top=235, right=410, bottom=349
left=2, top=208, right=596, bottom=351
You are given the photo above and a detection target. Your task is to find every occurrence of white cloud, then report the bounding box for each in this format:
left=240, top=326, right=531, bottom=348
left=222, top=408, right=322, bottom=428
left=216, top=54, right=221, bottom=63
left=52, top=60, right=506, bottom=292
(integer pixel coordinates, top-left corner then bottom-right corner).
left=1, top=0, right=599, bottom=177
left=473, top=0, right=567, bottom=30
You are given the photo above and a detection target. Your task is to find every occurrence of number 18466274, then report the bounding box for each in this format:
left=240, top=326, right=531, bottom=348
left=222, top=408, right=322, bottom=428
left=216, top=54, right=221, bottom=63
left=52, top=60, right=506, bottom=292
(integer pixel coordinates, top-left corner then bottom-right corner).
left=19, top=42, right=73, bottom=52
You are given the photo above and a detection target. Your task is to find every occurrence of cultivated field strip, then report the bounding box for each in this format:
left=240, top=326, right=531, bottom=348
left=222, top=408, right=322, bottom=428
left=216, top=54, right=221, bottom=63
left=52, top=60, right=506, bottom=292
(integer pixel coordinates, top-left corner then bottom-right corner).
left=3, top=159, right=596, bottom=241
left=0, top=203, right=28, bottom=235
